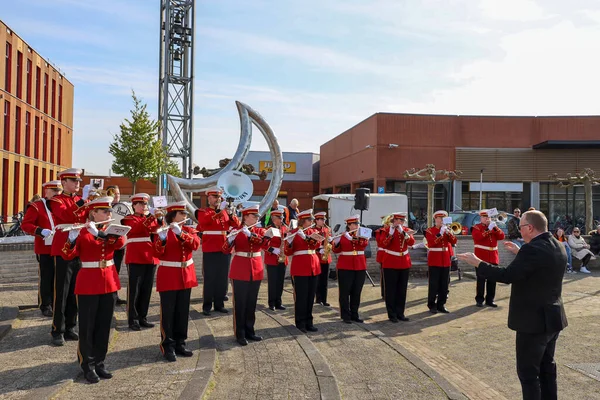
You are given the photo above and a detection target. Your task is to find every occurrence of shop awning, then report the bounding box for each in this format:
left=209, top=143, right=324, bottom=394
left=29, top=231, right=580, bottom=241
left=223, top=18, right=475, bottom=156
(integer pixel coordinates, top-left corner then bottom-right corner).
left=533, top=140, right=600, bottom=149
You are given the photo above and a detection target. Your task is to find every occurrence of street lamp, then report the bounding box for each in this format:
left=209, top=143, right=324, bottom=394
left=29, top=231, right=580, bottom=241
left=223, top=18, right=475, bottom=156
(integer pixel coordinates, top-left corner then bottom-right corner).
left=479, top=168, right=484, bottom=210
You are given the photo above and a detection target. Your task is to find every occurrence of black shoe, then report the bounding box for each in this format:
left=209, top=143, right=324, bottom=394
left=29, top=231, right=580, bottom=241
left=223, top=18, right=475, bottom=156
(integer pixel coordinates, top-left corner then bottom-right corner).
left=237, top=338, right=248, bottom=346
left=129, top=321, right=141, bottom=331
left=52, top=334, right=65, bottom=346
left=175, top=345, right=193, bottom=357
left=42, top=308, right=53, bottom=317
left=116, top=298, right=127, bottom=305
left=224, top=295, right=229, bottom=301
left=399, top=316, right=410, bottom=322
left=343, top=319, right=352, bottom=324
left=215, top=308, right=228, bottom=314
left=164, top=352, right=177, bottom=362
left=306, top=326, right=318, bottom=332
left=85, top=370, right=100, bottom=384
left=351, top=317, right=364, bottom=323
left=389, top=317, right=399, bottom=323
left=268, top=306, right=275, bottom=311
left=437, top=307, right=450, bottom=314
left=476, top=302, right=484, bottom=307
left=315, top=300, right=322, bottom=305
left=322, top=302, right=331, bottom=307
left=486, top=302, right=498, bottom=308
left=202, top=310, right=211, bottom=316
left=139, top=319, right=155, bottom=328
left=64, top=330, right=79, bottom=341
left=246, top=335, right=263, bottom=342
left=429, top=308, right=438, bottom=314
left=275, top=305, right=286, bottom=310
left=297, top=327, right=307, bottom=333
left=95, top=366, right=113, bottom=379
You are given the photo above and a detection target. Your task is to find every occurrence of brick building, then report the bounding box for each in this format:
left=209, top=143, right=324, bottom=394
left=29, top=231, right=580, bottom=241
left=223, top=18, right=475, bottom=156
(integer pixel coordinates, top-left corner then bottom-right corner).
left=0, top=20, right=74, bottom=217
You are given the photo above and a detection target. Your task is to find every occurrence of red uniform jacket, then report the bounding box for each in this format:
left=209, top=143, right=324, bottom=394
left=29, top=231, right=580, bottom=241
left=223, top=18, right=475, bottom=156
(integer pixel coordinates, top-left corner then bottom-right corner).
left=47, top=192, right=87, bottom=257
left=425, top=226, right=457, bottom=267
left=471, top=223, right=505, bottom=265
left=154, top=226, right=200, bottom=292
left=21, top=199, right=56, bottom=255
left=62, top=228, right=125, bottom=295
left=224, top=226, right=271, bottom=281
left=284, top=227, right=321, bottom=277
left=264, top=225, right=288, bottom=266
left=375, top=227, right=386, bottom=264
left=315, top=226, right=332, bottom=264
left=122, top=213, right=161, bottom=264
left=332, top=233, right=369, bottom=271
left=381, top=225, right=415, bottom=269
left=195, top=208, right=241, bottom=253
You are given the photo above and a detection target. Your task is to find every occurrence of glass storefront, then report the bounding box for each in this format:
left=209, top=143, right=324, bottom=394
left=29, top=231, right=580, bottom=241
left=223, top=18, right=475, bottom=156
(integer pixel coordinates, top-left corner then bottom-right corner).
left=540, top=183, right=600, bottom=231
left=460, top=182, right=523, bottom=213
left=386, top=180, right=451, bottom=222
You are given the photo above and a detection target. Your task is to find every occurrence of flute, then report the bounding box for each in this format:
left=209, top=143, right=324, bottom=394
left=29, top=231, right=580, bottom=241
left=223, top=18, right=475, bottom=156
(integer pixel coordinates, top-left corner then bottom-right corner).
left=285, top=223, right=316, bottom=241
left=155, top=218, right=190, bottom=235
left=226, top=222, right=259, bottom=239
left=328, top=228, right=359, bottom=241
left=56, top=219, right=115, bottom=232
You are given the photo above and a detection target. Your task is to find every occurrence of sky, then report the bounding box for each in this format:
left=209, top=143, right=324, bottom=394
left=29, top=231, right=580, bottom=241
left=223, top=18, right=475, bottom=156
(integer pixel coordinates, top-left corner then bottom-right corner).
left=3, top=0, right=600, bottom=175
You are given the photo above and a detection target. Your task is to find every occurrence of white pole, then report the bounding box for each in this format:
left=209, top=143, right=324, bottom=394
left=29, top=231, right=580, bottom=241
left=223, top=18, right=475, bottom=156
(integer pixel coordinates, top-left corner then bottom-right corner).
left=479, top=169, right=484, bottom=210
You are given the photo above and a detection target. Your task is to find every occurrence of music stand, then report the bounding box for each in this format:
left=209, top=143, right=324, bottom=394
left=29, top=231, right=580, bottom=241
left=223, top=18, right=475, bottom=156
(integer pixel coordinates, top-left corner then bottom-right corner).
left=359, top=209, right=376, bottom=287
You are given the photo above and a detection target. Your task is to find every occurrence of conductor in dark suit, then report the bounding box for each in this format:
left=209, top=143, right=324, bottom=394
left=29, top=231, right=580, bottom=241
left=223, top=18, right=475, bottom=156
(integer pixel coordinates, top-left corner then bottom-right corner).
left=458, top=210, right=568, bottom=400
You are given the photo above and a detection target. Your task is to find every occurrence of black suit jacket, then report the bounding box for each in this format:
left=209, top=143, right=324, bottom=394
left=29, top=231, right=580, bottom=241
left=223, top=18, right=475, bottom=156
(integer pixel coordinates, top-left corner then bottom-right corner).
left=477, top=232, right=568, bottom=334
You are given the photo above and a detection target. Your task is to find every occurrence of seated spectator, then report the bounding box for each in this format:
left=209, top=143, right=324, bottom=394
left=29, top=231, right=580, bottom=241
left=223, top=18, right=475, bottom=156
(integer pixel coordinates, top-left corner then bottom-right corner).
left=567, top=228, right=594, bottom=274
left=553, top=228, right=573, bottom=273
left=589, top=225, right=600, bottom=256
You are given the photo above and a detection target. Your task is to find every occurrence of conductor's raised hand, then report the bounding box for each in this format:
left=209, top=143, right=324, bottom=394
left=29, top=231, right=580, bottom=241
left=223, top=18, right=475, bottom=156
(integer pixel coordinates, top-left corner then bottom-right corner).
left=503, top=241, right=520, bottom=255
left=456, top=252, right=482, bottom=267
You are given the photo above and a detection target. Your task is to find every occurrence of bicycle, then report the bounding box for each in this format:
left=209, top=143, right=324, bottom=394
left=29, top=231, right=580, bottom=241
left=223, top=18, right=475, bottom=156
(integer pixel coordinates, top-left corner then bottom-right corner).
left=2, top=212, right=25, bottom=237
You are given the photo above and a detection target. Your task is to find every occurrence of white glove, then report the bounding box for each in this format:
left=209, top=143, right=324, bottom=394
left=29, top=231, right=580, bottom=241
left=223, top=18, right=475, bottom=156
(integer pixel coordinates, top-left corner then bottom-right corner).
left=344, top=232, right=352, bottom=240
left=389, top=226, right=396, bottom=236
left=488, top=222, right=496, bottom=230
left=86, top=221, right=98, bottom=237
left=158, top=230, right=168, bottom=241
left=219, top=201, right=228, bottom=211
left=440, top=225, right=447, bottom=234
left=298, top=230, right=306, bottom=240
left=227, top=235, right=235, bottom=245
left=82, top=185, right=90, bottom=200
left=286, top=235, right=295, bottom=244
left=41, top=229, right=52, bottom=238
left=170, top=222, right=182, bottom=235
left=272, top=247, right=281, bottom=255
left=404, top=230, right=410, bottom=238
left=319, top=248, right=325, bottom=254
left=242, top=226, right=251, bottom=237
left=68, top=229, right=80, bottom=242
left=333, top=236, right=342, bottom=245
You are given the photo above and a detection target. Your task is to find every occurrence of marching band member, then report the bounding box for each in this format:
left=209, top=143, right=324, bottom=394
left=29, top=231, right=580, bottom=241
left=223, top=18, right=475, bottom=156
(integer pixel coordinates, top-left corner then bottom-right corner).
left=223, top=205, right=271, bottom=346
left=61, top=196, right=126, bottom=383
left=195, top=188, right=241, bottom=316
left=121, top=193, right=162, bottom=330
left=375, top=215, right=390, bottom=299
left=47, top=168, right=87, bottom=346
left=314, top=212, right=332, bottom=307
left=425, top=210, right=457, bottom=314
left=284, top=209, right=322, bottom=333
left=21, top=180, right=62, bottom=317
left=106, top=185, right=127, bottom=305
left=472, top=210, right=504, bottom=307
left=332, top=215, right=369, bottom=323
left=154, top=201, right=200, bottom=362
left=264, top=209, right=288, bottom=311
left=380, top=212, right=415, bottom=322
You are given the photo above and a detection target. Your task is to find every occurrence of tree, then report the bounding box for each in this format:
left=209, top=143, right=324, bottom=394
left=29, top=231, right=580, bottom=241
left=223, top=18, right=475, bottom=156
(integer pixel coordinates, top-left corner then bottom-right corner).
left=109, top=91, right=181, bottom=193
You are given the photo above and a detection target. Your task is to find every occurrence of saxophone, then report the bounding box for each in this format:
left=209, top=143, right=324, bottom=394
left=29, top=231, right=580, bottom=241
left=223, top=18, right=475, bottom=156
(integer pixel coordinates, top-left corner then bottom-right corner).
left=277, top=225, right=286, bottom=263
left=321, top=225, right=332, bottom=262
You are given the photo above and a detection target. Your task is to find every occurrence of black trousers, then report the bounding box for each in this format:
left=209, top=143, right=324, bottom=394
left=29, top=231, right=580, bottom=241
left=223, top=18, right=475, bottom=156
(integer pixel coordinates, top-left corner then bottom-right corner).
left=77, top=292, right=115, bottom=373
left=383, top=268, right=410, bottom=319
left=516, top=331, right=560, bottom=400
left=476, top=275, right=497, bottom=304
left=113, top=248, right=125, bottom=275
left=232, top=279, right=261, bottom=340
left=427, top=266, right=449, bottom=310
left=266, top=263, right=286, bottom=307
left=338, top=269, right=366, bottom=321
left=52, top=256, right=80, bottom=336
left=315, top=263, right=330, bottom=304
left=292, top=275, right=317, bottom=330
left=127, top=263, right=156, bottom=324
left=202, top=252, right=230, bottom=312
left=379, top=263, right=385, bottom=298
left=159, top=288, right=192, bottom=354
left=37, top=254, right=55, bottom=311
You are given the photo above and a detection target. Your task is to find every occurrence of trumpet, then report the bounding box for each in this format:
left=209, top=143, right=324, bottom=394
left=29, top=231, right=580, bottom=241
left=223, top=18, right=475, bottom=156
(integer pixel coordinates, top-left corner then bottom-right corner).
left=226, top=222, right=259, bottom=239
left=155, top=218, right=190, bottom=234
left=56, top=219, right=115, bottom=232
left=450, top=222, right=462, bottom=235
left=491, top=212, right=508, bottom=223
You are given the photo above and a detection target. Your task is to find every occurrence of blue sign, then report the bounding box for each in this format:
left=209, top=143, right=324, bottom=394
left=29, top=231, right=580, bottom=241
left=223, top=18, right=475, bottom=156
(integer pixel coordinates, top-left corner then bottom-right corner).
left=377, top=186, right=385, bottom=194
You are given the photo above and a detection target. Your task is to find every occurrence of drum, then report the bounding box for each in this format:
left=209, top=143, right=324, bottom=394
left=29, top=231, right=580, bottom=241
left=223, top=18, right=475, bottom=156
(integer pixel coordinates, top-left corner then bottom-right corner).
left=112, top=202, right=133, bottom=224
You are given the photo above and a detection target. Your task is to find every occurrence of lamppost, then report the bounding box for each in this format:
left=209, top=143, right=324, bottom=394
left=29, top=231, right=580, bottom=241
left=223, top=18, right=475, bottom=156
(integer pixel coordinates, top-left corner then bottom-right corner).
left=479, top=168, right=484, bottom=210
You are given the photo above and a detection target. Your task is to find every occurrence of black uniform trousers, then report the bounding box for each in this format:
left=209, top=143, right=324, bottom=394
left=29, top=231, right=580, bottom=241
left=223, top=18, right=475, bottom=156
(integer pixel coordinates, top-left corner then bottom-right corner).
left=379, top=263, right=385, bottom=298
left=37, top=254, right=55, bottom=311
left=52, top=256, right=80, bottom=336
left=202, top=252, right=230, bottom=312
left=338, top=269, right=366, bottom=321
left=266, top=263, right=286, bottom=308
left=315, top=262, right=330, bottom=304
left=113, top=248, right=125, bottom=275
left=232, top=279, right=261, bottom=340
left=383, top=268, right=410, bottom=319
left=127, top=263, right=157, bottom=324
left=292, top=275, right=317, bottom=330
left=475, top=273, right=497, bottom=304
left=516, top=331, right=560, bottom=400
left=427, top=266, right=449, bottom=310
left=159, top=288, right=192, bottom=354
left=77, top=292, right=115, bottom=373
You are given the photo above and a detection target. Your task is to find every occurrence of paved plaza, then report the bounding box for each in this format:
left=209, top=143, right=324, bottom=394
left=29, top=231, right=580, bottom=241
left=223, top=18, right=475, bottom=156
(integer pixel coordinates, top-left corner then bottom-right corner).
left=0, top=269, right=599, bottom=399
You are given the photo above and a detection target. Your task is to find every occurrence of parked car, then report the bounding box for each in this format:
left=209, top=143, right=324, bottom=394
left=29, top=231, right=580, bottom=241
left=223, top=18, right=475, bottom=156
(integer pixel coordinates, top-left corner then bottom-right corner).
left=448, top=211, right=517, bottom=235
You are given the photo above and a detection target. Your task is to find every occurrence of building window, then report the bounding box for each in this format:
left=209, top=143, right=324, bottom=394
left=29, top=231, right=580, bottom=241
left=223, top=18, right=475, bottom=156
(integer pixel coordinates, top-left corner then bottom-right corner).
left=26, top=59, right=32, bottom=104
left=49, top=169, right=54, bottom=180
left=539, top=183, right=595, bottom=232
left=50, top=124, right=55, bottom=163
left=34, top=116, right=40, bottom=159
left=42, top=167, right=46, bottom=185
left=13, top=161, right=20, bottom=214
left=4, top=42, right=11, bottom=93
left=43, top=73, right=49, bottom=113
left=336, top=185, right=351, bottom=194
left=58, top=84, right=63, bottom=122
left=33, top=165, right=39, bottom=195
left=16, top=51, right=22, bottom=99
left=35, top=66, right=41, bottom=108
left=2, top=158, right=9, bottom=217
left=3, top=101, right=9, bottom=150
left=24, top=111, right=31, bottom=156
left=321, top=187, right=333, bottom=194
left=57, top=128, right=62, bottom=165
left=14, top=106, right=21, bottom=154
left=460, top=182, right=523, bottom=214
left=24, top=164, right=30, bottom=206
left=42, top=121, right=47, bottom=161
left=51, top=79, right=56, bottom=118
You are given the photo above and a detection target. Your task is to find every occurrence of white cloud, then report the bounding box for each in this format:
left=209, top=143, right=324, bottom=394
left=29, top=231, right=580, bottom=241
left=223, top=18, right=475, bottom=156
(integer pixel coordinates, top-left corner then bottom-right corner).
left=478, top=0, right=553, bottom=22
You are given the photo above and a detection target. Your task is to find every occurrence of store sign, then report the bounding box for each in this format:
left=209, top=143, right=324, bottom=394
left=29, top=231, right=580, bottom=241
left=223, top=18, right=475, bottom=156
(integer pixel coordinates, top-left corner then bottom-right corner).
left=259, top=161, right=296, bottom=174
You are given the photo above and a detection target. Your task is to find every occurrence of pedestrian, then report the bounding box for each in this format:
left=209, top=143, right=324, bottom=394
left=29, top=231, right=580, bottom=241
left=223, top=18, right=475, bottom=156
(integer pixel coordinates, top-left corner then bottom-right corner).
left=567, top=228, right=594, bottom=274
